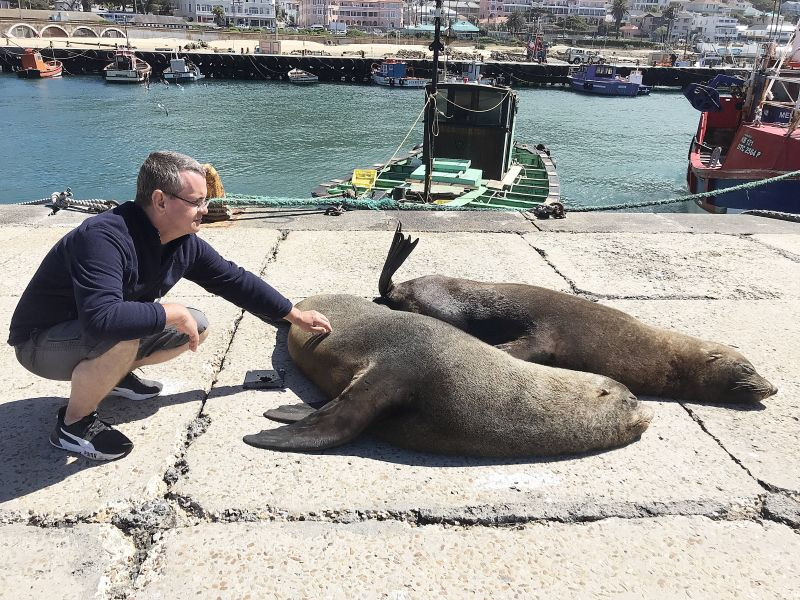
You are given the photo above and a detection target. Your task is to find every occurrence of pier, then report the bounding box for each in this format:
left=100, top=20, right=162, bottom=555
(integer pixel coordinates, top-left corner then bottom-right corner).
left=0, top=205, right=798, bottom=597
left=0, top=47, right=746, bottom=87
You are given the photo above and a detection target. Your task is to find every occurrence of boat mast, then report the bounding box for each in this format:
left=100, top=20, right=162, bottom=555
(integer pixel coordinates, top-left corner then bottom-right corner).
left=422, top=0, right=445, bottom=202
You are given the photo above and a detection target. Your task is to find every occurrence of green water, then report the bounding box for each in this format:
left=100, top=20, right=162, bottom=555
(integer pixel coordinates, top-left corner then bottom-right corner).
left=0, top=74, right=698, bottom=210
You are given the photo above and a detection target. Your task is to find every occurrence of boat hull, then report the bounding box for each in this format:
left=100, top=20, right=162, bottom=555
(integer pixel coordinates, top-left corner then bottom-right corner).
left=104, top=69, right=151, bottom=83
left=688, top=170, right=800, bottom=214
left=163, top=71, right=204, bottom=83
left=17, top=66, right=62, bottom=79
left=568, top=78, right=642, bottom=96
left=372, top=74, right=429, bottom=88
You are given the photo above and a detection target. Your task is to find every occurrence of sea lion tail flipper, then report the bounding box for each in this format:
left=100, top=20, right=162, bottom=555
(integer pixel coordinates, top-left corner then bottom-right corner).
left=243, top=374, right=392, bottom=452
left=263, top=403, right=317, bottom=423
left=378, top=222, right=419, bottom=298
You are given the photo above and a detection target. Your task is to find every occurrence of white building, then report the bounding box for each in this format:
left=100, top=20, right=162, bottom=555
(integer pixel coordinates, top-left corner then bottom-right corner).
left=297, top=0, right=403, bottom=28
left=175, top=0, right=277, bottom=27
left=695, top=13, right=739, bottom=40
left=480, top=0, right=606, bottom=25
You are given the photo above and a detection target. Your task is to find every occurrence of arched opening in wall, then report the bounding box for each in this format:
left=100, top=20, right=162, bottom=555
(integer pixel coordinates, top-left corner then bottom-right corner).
left=101, top=28, right=126, bottom=38
left=73, top=26, right=99, bottom=37
left=41, top=25, right=70, bottom=37
left=9, top=23, right=38, bottom=38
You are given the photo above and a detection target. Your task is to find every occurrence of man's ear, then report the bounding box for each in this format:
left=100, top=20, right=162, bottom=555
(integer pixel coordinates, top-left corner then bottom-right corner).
left=152, top=189, right=167, bottom=212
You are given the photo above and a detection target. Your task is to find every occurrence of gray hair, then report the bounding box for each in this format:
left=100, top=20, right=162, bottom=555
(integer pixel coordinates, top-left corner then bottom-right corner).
left=135, top=151, right=206, bottom=207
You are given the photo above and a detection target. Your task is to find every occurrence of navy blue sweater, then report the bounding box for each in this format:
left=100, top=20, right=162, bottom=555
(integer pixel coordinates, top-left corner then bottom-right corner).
left=8, top=202, right=293, bottom=346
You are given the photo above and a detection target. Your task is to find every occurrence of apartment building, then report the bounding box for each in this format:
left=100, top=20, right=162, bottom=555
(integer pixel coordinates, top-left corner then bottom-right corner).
left=480, top=0, right=605, bottom=24
left=175, top=0, right=277, bottom=27
left=297, top=0, right=403, bottom=28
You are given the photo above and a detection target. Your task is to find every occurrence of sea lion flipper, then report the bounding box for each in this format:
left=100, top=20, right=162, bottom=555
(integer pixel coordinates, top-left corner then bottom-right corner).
left=244, top=374, right=394, bottom=452
left=263, top=403, right=317, bottom=423
left=378, top=222, right=419, bottom=298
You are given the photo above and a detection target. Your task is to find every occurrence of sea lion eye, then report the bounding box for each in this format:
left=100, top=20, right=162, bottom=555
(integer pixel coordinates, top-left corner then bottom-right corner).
left=706, top=352, right=722, bottom=363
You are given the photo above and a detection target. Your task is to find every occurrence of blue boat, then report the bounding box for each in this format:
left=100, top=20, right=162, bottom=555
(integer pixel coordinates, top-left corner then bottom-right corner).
left=568, top=64, right=651, bottom=97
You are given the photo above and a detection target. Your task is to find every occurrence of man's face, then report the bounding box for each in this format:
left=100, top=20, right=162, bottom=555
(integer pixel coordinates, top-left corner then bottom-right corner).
left=162, top=170, right=208, bottom=238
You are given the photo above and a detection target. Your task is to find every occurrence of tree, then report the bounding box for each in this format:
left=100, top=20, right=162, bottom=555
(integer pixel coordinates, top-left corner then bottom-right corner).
left=212, top=5, right=225, bottom=27
left=506, top=11, right=526, bottom=34
left=653, top=25, right=668, bottom=42
left=611, top=0, right=628, bottom=39
left=82, top=0, right=92, bottom=11
left=662, top=2, right=680, bottom=42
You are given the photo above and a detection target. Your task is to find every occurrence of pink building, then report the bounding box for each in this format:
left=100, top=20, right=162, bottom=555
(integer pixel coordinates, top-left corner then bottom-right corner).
left=298, top=0, right=403, bottom=28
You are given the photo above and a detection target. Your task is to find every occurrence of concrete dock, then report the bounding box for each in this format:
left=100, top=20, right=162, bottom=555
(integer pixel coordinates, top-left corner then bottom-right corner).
left=0, top=205, right=798, bottom=599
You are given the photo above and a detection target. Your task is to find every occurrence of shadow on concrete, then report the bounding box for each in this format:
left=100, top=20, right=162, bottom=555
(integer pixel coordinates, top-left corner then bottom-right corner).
left=0, top=385, right=244, bottom=506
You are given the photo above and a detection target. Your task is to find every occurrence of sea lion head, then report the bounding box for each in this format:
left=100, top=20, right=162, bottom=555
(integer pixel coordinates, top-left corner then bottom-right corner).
left=566, top=377, right=654, bottom=452
left=692, top=344, right=778, bottom=403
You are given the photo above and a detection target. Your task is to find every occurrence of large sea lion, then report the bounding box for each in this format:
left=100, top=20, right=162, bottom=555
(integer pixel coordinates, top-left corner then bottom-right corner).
left=376, top=224, right=777, bottom=404
left=243, top=294, right=653, bottom=457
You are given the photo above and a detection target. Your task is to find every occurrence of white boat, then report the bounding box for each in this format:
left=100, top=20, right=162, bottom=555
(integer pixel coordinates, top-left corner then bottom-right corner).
left=371, top=60, right=430, bottom=88
left=103, top=49, right=151, bottom=84
left=287, top=68, right=318, bottom=84
left=163, top=55, right=204, bottom=83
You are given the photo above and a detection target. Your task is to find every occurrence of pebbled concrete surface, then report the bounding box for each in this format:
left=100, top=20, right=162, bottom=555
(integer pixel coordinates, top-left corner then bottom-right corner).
left=1, top=207, right=799, bottom=598
left=131, top=518, right=800, bottom=599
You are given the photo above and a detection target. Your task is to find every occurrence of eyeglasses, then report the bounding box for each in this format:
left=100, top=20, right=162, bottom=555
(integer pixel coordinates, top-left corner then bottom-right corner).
left=168, top=191, right=210, bottom=209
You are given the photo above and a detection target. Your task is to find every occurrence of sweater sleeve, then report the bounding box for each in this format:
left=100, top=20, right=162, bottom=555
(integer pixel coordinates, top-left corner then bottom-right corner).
left=69, top=228, right=166, bottom=341
left=184, top=238, right=293, bottom=320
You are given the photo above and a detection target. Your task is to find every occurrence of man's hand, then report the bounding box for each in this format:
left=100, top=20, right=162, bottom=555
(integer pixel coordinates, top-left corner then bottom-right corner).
left=284, top=306, right=333, bottom=334
left=162, top=303, right=200, bottom=351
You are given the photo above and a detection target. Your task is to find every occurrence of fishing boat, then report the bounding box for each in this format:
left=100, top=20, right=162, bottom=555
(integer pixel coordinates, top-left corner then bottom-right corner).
left=163, top=54, right=204, bottom=83
left=17, top=48, right=62, bottom=79
left=315, top=33, right=560, bottom=212
left=568, top=64, right=651, bottom=96
left=103, top=48, right=152, bottom=84
left=287, top=68, right=319, bottom=84
left=683, top=24, right=800, bottom=214
left=372, top=59, right=430, bottom=88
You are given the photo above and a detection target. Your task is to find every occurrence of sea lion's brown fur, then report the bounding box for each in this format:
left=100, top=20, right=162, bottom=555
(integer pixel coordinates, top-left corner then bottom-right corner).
left=243, top=294, right=653, bottom=457
left=377, top=225, right=777, bottom=404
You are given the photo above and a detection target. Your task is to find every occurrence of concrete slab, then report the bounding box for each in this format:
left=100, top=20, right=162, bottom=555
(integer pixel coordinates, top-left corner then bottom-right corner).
left=165, top=228, right=283, bottom=298
left=0, top=205, right=90, bottom=228
left=751, top=233, right=800, bottom=260
left=0, top=297, right=241, bottom=520
left=0, top=227, right=73, bottom=297
left=266, top=230, right=569, bottom=299
left=607, top=299, right=800, bottom=493
left=525, top=232, right=800, bottom=299
left=534, top=212, right=690, bottom=233
left=661, top=213, right=800, bottom=234
left=132, top=518, right=800, bottom=599
left=175, top=313, right=761, bottom=521
left=0, top=523, right=134, bottom=600
left=233, top=207, right=536, bottom=233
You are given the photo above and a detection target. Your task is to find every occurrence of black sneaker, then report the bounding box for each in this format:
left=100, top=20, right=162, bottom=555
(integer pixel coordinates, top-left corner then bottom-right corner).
left=50, top=407, right=133, bottom=461
left=110, top=372, right=163, bottom=400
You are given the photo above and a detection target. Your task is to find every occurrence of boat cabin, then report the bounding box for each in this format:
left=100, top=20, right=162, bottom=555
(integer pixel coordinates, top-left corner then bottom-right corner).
left=425, top=82, right=517, bottom=180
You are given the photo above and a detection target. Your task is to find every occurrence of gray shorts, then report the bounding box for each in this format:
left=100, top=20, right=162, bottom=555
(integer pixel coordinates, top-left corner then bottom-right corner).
left=14, top=308, right=208, bottom=382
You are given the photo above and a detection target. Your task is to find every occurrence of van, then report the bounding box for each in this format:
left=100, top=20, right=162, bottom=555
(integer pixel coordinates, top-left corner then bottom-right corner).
left=565, top=47, right=605, bottom=65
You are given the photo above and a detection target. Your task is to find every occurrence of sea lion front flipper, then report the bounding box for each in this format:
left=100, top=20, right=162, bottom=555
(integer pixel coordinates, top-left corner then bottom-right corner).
left=263, top=403, right=317, bottom=423
left=243, top=374, right=396, bottom=452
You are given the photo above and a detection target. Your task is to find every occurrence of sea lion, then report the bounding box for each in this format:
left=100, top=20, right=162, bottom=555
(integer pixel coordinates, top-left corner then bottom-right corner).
left=376, top=224, right=777, bottom=404
left=243, top=294, right=653, bottom=457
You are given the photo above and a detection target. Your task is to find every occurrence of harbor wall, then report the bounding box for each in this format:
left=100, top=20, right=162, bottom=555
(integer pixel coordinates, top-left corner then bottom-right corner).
left=0, top=47, right=746, bottom=88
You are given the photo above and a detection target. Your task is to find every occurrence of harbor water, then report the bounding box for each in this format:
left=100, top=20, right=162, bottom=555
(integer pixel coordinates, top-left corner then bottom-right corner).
left=0, top=75, right=698, bottom=211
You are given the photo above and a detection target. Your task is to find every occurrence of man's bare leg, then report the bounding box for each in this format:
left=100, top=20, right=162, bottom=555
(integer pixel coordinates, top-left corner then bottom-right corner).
left=65, top=330, right=209, bottom=425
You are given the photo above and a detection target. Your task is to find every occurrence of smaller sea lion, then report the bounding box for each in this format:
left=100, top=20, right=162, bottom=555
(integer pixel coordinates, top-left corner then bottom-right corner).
left=243, top=294, right=653, bottom=457
left=376, top=224, right=778, bottom=404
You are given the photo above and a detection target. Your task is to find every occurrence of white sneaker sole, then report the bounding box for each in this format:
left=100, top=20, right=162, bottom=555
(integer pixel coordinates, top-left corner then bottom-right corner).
left=50, top=435, right=131, bottom=461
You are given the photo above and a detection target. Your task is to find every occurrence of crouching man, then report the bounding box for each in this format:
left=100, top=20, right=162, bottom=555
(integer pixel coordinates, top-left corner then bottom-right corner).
left=8, top=151, right=331, bottom=461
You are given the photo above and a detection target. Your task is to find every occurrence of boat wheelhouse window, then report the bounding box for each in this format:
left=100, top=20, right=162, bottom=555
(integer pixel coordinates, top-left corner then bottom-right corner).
left=439, top=88, right=505, bottom=127
left=594, top=65, right=614, bottom=78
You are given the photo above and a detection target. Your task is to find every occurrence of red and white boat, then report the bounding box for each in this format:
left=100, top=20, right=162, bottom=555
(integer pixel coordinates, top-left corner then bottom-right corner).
left=684, top=23, right=800, bottom=214
left=17, top=48, right=62, bottom=79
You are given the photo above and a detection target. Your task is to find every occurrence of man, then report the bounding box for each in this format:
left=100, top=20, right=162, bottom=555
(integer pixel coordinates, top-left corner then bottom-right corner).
left=8, top=151, right=331, bottom=462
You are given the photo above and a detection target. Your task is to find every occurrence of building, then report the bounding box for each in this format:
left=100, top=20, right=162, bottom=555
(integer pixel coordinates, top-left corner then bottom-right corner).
left=174, top=0, right=277, bottom=28
left=480, top=0, right=606, bottom=26
left=297, top=0, right=403, bottom=28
